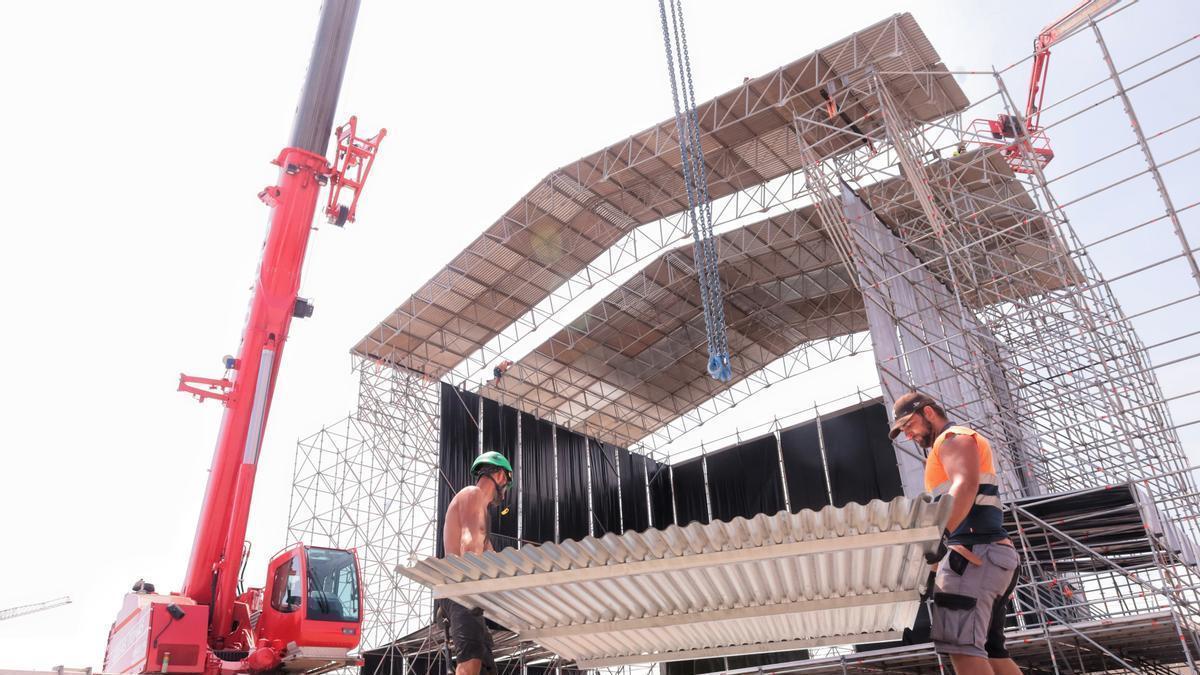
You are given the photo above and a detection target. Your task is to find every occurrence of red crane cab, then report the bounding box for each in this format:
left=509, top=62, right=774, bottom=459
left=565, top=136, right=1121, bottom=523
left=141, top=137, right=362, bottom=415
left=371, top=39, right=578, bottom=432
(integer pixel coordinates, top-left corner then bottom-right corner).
left=256, top=544, right=363, bottom=656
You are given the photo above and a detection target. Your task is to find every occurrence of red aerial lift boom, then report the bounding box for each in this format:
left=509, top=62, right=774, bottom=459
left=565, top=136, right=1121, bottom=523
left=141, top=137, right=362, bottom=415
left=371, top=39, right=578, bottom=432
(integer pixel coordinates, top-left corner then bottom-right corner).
left=973, top=0, right=1120, bottom=173
left=103, top=2, right=384, bottom=673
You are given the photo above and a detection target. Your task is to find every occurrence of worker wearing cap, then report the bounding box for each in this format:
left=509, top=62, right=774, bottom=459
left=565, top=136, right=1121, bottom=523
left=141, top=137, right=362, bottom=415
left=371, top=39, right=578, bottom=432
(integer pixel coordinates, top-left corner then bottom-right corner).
left=889, top=392, right=1022, bottom=675
left=438, top=451, right=513, bottom=675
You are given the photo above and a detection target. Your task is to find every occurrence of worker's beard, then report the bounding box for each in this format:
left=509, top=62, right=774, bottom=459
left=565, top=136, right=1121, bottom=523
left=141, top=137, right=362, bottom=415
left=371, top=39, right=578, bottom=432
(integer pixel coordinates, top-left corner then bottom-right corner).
left=913, top=414, right=935, bottom=449
left=485, top=473, right=509, bottom=508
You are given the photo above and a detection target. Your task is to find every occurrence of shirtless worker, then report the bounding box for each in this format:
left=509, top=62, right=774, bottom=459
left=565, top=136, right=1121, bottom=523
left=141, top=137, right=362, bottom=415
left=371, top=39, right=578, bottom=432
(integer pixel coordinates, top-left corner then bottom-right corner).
left=889, top=392, right=1022, bottom=675
left=439, top=451, right=513, bottom=675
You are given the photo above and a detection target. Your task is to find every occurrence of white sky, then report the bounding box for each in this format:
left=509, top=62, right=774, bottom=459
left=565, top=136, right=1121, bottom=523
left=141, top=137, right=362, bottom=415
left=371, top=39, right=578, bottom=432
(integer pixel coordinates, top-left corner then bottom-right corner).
left=1, top=0, right=1197, bottom=668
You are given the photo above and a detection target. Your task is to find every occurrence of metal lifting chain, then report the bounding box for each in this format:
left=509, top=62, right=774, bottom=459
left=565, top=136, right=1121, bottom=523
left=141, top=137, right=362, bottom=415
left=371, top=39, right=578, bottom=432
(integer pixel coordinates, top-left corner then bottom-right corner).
left=658, top=0, right=732, bottom=382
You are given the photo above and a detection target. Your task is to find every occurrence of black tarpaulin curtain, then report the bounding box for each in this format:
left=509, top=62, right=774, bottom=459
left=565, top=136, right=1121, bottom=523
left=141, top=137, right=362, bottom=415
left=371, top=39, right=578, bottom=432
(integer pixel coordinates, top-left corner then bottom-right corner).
left=666, top=402, right=904, bottom=523
left=780, top=420, right=833, bottom=513
left=647, top=455, right=674, bottom=528
left=617, top=447, right=652, bottom=532
left=820, top=404, right=904, bottom=506
left=365, top=653, right=581, bottom=675
left=671, top=457, right=708, bottom=526
left=706, top=433, right=787, bottom=521
left=589, top=440, right=622, bottom=535
left=664, top=649, right=811, bottom=674
left=780, top=403, right=903, bottom=512
left=520, top=412, right=556, bottom=545
left=483, top=399, right=520, bottom=550
left=439, top=390, right=780, bottom=550
left=556, top=428, right=590, bottom=542
left=436, top=383, right=479, bottom=558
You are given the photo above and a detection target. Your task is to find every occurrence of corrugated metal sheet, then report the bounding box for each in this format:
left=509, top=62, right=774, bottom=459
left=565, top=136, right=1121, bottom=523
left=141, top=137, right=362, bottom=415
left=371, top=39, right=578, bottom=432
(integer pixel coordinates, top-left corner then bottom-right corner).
left=398, top=495, right=952, bottom=668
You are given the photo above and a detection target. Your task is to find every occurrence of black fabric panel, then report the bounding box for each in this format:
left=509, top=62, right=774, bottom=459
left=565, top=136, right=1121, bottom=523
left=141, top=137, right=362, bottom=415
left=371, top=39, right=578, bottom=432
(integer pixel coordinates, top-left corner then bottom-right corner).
left=495, top=660, right=523, bottom=675
left=482, top=398, right=501, bottom=454
left=362, top=646, right=581, bottom=675
left=436, top=383, right=480, bottom=558
left=647, top=456, right=674, bottom=528
left=589, top=440, right=622, bottom=535
left=780, top=420, right=833, bottom=513
left=557, top=428, right=590, bottom=542
left=671, top=457, right=708, bottom=526
left=706, top=434, right=787, bottom=521
left=520, top=413, right=556, bottom=545
left=664, top=649, right=810, bottom=674
left=362, top=650, right=449, bottom=675
left=618, top=448, right=652, bottom=532
left=821, top=404, right=904, bottom=506
left=483, top=400, right=520, bottom=550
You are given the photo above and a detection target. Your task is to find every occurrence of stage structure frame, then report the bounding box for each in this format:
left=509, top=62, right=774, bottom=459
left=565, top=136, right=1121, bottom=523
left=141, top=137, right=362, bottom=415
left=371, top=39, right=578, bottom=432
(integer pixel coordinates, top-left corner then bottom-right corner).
left=289, top=6, right=1200, bottom=673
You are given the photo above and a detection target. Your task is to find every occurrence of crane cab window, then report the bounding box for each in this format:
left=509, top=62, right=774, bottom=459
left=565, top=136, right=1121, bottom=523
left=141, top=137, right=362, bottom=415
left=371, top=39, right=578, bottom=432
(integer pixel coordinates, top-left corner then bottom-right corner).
left=269, top=556, right=302, bottom=613
left=304, top=547, right=360, bottom=622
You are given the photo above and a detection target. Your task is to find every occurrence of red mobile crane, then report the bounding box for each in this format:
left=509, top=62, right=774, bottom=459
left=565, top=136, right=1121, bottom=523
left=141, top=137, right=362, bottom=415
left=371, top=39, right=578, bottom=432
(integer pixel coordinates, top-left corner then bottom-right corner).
left=103, top=2, right=384, bottom=673
left=973, top=0, right=1119, bottom=174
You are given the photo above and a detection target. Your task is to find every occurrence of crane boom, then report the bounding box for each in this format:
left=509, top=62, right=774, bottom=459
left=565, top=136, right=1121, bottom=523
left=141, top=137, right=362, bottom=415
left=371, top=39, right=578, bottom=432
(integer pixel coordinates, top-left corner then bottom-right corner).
left=103, top=3, right=383, bottom=672
left=0, top=597, right=71, bottom=622
left=1025, top=0, right=1120, bottom=128
left=179, top=3, right=361, bottom=640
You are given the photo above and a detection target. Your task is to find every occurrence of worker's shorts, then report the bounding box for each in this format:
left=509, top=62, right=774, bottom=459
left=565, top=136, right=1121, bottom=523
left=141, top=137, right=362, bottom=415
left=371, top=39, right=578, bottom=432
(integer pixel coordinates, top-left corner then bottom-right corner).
left=437, top=599, right=496, bottom=673
left=930, top=542, right=1020, bottom=659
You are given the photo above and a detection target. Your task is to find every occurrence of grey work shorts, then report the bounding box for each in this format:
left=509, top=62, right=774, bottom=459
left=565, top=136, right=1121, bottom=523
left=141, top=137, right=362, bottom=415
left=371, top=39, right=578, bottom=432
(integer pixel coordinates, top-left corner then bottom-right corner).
left=930, top=542, right=1021, bottom=659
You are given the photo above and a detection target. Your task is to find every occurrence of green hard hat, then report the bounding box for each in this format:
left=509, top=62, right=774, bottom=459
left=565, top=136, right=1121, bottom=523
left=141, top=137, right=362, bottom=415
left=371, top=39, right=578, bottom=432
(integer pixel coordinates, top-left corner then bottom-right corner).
left=472, top=451, right=512, bottom=476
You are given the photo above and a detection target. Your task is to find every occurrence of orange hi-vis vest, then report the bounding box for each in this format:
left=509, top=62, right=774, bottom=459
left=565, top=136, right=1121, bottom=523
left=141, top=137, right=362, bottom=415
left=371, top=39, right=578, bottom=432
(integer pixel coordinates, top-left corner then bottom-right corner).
left=924, top=425, right=1007, bottom=545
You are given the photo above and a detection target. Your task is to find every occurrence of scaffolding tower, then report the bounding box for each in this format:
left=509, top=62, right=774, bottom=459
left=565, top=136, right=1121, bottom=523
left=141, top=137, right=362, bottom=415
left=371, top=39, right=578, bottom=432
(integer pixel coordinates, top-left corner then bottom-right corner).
left=287, top=360, right=441, bottom=652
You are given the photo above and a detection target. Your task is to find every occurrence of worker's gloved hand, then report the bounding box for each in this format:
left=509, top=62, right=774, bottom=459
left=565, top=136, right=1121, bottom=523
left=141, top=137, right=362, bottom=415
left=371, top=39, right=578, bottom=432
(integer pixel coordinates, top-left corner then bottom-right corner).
left=924, top=529, right=950, bottom=565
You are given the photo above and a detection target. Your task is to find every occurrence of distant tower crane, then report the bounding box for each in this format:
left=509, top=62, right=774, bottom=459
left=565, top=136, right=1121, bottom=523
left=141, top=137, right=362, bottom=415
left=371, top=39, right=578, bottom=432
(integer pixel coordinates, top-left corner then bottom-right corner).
left=0, top=597, right=72, bottom=622
left=973, top=0, right=1120, bottom=173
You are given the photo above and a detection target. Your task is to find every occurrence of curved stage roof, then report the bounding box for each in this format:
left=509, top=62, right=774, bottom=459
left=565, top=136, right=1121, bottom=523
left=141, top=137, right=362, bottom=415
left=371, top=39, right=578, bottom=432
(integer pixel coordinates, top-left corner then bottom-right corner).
left=353, top=14, right=1077, bottom=449
left=355, top=13, right=966, bottom=378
